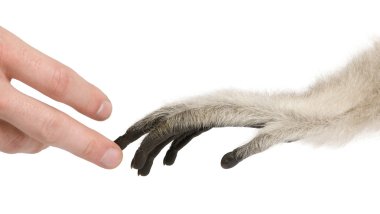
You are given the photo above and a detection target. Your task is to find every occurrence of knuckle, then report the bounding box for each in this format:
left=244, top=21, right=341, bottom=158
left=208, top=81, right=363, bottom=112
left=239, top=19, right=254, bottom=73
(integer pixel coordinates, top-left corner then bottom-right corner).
left=49, top=66, right=71, bottom=100
left=80, top=140, right=96, bottom=159
left=39, top=114, right=63, bottom=143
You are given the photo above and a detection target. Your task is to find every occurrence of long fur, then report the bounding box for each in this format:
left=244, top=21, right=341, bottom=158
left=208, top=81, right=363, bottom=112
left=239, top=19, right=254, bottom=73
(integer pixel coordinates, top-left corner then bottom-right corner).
left=116, top=41, right=380, bottom=175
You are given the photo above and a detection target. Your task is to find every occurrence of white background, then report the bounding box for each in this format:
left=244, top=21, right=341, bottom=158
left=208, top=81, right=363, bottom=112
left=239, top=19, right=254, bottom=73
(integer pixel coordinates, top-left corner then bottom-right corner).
left=1, top=0, right=380, bottom=213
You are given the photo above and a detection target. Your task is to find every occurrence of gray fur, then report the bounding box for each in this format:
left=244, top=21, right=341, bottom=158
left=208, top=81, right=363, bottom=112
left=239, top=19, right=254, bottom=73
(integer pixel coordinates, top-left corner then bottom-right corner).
left=115, top=41, right=380, bottom=175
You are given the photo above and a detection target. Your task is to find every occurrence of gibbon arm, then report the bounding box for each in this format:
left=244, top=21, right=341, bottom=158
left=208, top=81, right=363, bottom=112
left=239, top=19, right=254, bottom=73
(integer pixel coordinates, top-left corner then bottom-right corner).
left=115, top=42, right=380, bottom=176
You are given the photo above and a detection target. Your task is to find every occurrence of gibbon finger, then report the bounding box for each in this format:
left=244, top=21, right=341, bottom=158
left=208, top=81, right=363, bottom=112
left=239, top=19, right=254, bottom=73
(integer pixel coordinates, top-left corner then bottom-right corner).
left=131, top=130, right=176, bottom=169
left=115, top=105, right=187, bottom=149
left=114, top=129, right=146, bottom=150
left=137, top=136, right=174, bottom=176
left=163, top=127, right=211, bottom=166
left=221, top=132, right=287, bottom=169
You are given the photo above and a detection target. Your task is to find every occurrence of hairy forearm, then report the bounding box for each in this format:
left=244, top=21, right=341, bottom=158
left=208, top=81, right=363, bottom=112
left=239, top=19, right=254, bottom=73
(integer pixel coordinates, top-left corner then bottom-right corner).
left=116, top=41, right=380, bottom=175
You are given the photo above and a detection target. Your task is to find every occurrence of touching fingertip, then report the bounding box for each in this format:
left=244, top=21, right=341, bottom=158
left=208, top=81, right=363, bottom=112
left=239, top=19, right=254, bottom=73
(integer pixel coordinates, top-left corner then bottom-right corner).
left=100, top=147, right=122, bottom=169
left=96, top=100, right=112, bottom=120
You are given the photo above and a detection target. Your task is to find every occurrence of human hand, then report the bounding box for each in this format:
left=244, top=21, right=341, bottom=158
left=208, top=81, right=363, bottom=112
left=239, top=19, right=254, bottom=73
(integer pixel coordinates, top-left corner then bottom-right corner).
left=0, top=27, right=122, bottom=169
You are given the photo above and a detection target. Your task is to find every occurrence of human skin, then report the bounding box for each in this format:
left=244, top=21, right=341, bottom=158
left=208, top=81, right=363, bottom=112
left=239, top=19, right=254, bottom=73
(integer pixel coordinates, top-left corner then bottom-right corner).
left=0, top=26, right=122, bottom=169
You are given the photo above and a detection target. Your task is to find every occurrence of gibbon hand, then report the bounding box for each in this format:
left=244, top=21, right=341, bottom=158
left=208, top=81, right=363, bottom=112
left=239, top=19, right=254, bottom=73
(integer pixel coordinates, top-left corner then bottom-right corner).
left=0, top=27, right=122, bottom=169
left=116, top=41, right=380, bottom=176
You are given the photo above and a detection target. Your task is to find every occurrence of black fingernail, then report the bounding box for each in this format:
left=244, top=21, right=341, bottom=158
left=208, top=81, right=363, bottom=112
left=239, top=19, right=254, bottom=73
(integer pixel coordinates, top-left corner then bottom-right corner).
left=221, top=151, right=241, bottom=169
left=163, top=151, right=177, bottom=166
left=132, top=149, right=147, bottom=169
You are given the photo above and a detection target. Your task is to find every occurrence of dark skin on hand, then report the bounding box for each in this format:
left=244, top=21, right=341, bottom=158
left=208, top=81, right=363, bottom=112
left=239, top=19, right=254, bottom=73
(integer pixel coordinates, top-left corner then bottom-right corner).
left=115, top=123, right=265, bottom=176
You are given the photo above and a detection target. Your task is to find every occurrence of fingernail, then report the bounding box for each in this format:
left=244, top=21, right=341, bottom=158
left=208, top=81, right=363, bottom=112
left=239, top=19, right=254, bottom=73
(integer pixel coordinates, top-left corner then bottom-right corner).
left=100, top=148, right=121, bottom=169
left=96, top=100, right=112, bottom=120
